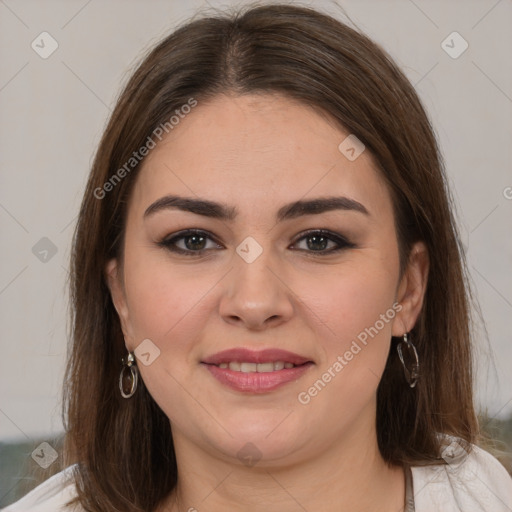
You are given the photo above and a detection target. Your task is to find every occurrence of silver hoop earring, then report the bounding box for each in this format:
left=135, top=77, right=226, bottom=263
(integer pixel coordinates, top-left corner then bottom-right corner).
left=397, top=333, right=420, bottom=388
left=119, top=352, right=138, bottom=398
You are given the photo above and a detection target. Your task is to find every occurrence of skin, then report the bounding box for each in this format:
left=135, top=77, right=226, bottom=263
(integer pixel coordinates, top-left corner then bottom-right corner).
left=106, top=93, right=429, bottom=512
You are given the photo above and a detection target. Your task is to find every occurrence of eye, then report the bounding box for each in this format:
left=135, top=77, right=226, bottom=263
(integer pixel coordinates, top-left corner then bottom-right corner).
left=157, top=229, right=223, bottom=255
left=290, top=229, right=355, bottom=254
left=158, top=228, right=354, bottom=256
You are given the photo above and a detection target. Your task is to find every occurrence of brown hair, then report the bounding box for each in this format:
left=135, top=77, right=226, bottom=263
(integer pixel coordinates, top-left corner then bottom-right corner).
left=64, top=3, right=479, bottom=510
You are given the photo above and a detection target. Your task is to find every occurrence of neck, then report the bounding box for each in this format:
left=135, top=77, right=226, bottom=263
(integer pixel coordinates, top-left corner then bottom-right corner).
left=160, top=406, right=406, bottom=512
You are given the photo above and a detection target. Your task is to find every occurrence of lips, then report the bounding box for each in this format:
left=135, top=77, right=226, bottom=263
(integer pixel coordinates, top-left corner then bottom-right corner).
left=201, top=348, right=314, bottom=393
left=201, top=348, right=313, bottom=366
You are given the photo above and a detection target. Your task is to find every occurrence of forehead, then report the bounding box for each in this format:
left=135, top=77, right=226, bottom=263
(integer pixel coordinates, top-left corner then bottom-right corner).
left=128, top=93, right=392, bottom=221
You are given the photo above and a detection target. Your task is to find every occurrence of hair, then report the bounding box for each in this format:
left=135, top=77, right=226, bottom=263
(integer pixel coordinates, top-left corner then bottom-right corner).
left=63, top=3, right=480, bottom=511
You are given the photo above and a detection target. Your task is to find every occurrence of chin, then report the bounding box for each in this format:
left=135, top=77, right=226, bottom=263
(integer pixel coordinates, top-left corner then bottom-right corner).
left=213, top=422, right=308, bottom=464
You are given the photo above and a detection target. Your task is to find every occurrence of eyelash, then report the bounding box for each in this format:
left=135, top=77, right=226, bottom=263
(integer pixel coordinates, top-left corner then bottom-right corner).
left=157, top=229, right=355, bottom=256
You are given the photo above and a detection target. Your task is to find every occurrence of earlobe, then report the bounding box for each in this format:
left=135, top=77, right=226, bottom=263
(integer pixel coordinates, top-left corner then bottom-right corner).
left=392, top=242, right=429, bottom=336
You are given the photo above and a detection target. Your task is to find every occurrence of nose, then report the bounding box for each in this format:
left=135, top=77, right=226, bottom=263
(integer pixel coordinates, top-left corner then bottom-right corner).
left=219, top=246, right=295, bottom=331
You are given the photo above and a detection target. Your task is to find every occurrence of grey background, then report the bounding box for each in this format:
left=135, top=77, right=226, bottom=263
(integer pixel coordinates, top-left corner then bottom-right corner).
left=0, top=0, right=511, bottom=444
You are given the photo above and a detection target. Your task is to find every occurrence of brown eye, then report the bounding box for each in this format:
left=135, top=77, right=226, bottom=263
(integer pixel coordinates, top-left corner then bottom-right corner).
left=291, top=229, right=354, bottom=254
left=182, top=233, right=207, bottom=251
left=158, top=229, right=222, bottom=255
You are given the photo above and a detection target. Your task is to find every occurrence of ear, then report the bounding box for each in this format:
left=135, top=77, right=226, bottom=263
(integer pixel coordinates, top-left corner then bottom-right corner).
left=105, top=258, right=135, bottom=348
left=391, top=241, right=429, bottom=336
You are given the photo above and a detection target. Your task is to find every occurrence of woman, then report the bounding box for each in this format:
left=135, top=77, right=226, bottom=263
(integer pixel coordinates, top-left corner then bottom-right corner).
left=6, top=3, right=512, bottom=511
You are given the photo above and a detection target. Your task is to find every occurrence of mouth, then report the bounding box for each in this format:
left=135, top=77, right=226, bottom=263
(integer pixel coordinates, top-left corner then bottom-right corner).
left=213, top=361, right=301, bottom=372
left=201, top=348, right=314, bottom=393
left=202, top=347, right=313, bottom=366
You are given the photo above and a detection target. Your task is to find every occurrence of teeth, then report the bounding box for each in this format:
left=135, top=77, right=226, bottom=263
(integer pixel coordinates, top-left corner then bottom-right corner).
left=217, top=361, right=297, bottom=372
left=240, top=362, right=257, bottom=373
left=255, top=362, right=274, bottom=372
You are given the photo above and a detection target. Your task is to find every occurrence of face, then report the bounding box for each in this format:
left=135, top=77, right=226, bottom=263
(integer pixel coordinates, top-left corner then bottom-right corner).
left=106, top=93, right=428, bottom=466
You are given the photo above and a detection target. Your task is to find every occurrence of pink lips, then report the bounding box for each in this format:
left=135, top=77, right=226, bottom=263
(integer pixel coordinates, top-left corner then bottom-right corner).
left=201, top=348, right=314, bottom=393
left=202, top=348, right=312, bottom=366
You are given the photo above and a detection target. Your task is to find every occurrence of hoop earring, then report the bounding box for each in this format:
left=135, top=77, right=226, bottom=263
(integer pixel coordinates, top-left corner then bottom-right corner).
left=119, top=352, right=138, bottom=398
left=397, top=333, right=420, bottom=388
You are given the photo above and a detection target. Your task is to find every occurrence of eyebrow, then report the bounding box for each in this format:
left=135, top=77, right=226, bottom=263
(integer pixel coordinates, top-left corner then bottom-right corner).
left=143, top=194, right=370, bottom=221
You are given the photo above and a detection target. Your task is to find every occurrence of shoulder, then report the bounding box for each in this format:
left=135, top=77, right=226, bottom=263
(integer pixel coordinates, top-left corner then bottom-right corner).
left=2, top=465, right=82, bottom=512
left=411, top=434, right=512, bottom=512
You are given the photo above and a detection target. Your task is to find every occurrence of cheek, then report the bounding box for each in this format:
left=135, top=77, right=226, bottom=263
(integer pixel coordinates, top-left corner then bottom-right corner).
left=121, top=253, right=213, bottom=417
left=122, top=251, right=212, bottom=353
left=292, top=259, right=399, bottom=434
left=293, top=257, right=400, bottom=420
left=297, top=255, right=399, bottom=346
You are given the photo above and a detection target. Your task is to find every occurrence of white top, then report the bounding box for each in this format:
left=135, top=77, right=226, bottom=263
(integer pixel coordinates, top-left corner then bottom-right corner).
left=4, top=436, right=512, bottom=511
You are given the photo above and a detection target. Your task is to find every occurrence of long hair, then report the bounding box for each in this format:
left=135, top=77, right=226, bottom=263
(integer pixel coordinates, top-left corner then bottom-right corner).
left=63, top=3, right=479, bottom=510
